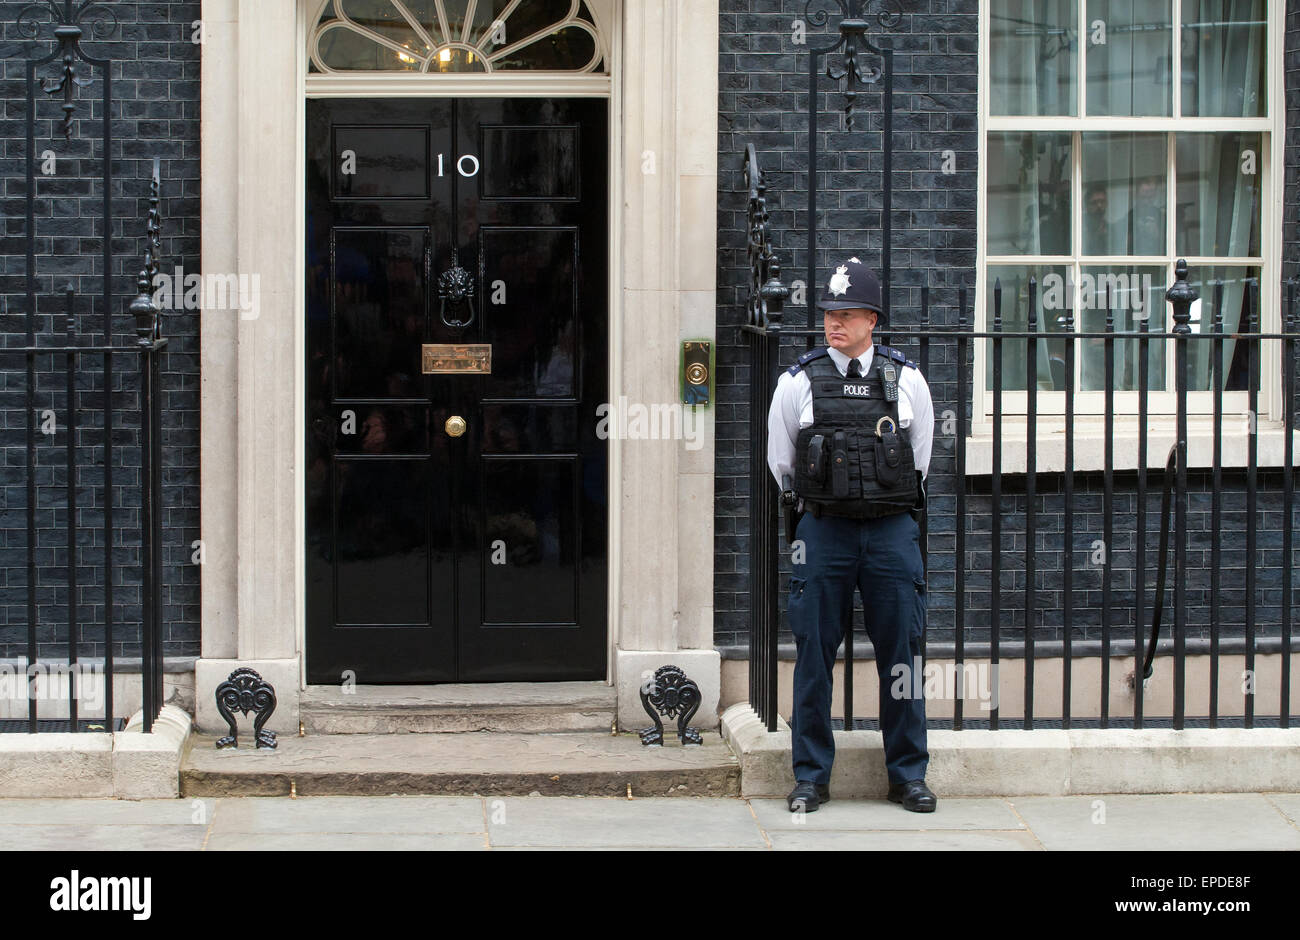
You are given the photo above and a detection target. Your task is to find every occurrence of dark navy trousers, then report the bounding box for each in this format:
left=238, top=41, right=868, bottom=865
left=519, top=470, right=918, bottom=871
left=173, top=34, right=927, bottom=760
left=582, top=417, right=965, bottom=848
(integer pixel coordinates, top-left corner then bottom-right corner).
left=788, top=508, right=929, bottom=786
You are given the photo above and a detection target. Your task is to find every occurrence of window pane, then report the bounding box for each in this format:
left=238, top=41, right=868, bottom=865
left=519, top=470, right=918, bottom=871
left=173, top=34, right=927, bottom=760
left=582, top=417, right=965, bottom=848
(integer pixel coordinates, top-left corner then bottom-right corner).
left=1175, top=133, right=1262, bottom=258
left=1079, top=266, right=1167, bottom=391
left=987, top=133, right=1072, bottom=255
left=494, top=26, right=597, bottom=71
left=1185, top=266, right=1261, bottom=391
left=986, top=265, right=1072, bottom=391
left=342, top=0, right=424, bottom=47
left=1181, top=0, right=1267, bottom=117
left=317, top=21, right=422, bottom=71
left=1081, top=133, right=1166, bottom=257
left=1085, top=0, right=1172, bottom=116
left=990, top=0, right=1078, bottom=115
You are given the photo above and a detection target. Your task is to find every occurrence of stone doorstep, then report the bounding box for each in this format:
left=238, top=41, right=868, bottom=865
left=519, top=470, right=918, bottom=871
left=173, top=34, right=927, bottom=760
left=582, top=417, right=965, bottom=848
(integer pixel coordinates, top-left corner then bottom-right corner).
left=721, top=703, right=1300, bottom=799
left=181, top=730, right=741, bottom=798
left=299, top=681, right=618, bottom=734
left=0, top=705, right=192, bottom=800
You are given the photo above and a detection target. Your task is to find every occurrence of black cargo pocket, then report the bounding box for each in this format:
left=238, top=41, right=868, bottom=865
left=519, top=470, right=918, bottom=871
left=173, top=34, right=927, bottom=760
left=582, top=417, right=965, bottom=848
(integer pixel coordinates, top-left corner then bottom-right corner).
left=874, top=436, right=902, bottom=487
left=911, top=577, right=927, bottom=639
left=831, top=431, right=849, bottom=498
left=788, top=576, right=809, bottom=639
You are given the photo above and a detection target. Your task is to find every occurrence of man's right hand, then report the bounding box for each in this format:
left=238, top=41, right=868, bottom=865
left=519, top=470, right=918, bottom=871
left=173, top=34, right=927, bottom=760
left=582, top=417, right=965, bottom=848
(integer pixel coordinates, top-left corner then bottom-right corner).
left=782, top=476, right=798, bottom=545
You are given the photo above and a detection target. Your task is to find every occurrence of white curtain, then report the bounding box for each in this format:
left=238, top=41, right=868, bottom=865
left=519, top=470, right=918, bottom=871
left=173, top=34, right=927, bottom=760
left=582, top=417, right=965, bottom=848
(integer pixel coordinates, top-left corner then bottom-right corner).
left=990, top=0, right=1077, bottom=117
left=1184, top=0, right=1265, bottom=390
left=990, top=2, right=1077, bottom=389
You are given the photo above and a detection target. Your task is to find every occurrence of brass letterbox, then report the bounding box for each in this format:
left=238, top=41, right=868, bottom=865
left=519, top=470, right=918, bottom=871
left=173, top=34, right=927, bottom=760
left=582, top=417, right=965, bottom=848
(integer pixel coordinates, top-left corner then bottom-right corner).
left=422, top=343, right=492, bottom=374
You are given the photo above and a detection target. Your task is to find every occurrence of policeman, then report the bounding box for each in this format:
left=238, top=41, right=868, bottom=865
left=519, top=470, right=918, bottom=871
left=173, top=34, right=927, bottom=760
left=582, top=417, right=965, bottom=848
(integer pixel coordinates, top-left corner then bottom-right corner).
left=767, top=256, right=936, bottom=814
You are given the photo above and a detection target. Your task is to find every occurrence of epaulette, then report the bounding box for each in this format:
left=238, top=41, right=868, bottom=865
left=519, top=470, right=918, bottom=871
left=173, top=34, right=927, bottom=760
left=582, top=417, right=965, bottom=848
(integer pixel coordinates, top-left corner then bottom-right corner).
left=786, top=346, right=829, bottom=376
left=876, top=344, right=917, bottom=369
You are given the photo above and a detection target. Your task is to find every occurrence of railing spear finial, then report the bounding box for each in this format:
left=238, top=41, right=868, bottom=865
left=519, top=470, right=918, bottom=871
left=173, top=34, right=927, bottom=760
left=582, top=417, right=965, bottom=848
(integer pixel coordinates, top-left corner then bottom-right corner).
left=130, top=158, right=162, bottom=345
left=1167, top=258, right=1197, bottom=336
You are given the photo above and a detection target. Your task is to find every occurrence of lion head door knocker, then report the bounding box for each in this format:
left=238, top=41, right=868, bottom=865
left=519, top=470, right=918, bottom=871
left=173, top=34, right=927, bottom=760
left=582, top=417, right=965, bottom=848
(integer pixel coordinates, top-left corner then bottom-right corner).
left=214, top=667, right=277, bottom=749
left=638, top=665, right=703, bottom=746
left=437, top=246, right=479, bottom=329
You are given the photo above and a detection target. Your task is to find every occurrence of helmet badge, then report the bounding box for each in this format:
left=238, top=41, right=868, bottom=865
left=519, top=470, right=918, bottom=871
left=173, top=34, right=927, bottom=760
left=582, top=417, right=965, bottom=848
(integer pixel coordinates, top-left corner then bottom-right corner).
left=828, top=265, right=851, bottom=298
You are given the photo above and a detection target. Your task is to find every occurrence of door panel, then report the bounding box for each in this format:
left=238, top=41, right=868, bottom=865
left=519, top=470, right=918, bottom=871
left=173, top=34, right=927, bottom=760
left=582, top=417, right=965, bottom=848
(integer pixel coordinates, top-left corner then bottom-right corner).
left=306, top=96, right=607, bottom=684
left=331, top=227, right=428, bottom=399
left=334, top=458, right=432, bottom=625
left=480, top=226, right=580, bottom=399
left=479, top=125, right=581, bottom=200
left=331, top=125, right=431, bottom=199
left=481, top=456, right=579, bottom=624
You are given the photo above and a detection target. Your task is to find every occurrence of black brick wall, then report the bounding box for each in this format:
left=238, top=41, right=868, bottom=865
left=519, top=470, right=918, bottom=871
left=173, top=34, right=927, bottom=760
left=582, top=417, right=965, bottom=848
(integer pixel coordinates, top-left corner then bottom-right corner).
left=716, top=1, right=1300, bottom=656
left=0, top=1, right=200, bottom=660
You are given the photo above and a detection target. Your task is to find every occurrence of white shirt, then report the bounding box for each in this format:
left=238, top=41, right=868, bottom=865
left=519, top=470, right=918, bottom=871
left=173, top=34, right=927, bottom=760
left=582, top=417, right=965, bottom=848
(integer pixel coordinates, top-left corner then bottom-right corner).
left=767, top=344, right=934, bottom=488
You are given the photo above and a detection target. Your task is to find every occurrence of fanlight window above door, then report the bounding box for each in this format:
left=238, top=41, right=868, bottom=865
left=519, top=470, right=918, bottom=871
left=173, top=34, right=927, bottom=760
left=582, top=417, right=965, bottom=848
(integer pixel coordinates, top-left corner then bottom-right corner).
left=309, top=0, right=607, bottom=73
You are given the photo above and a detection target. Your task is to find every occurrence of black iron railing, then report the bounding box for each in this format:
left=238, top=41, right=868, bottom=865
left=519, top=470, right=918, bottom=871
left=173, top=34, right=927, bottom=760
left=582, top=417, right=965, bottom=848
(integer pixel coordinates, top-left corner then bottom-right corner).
left=4, top=2, right=168, bottom=733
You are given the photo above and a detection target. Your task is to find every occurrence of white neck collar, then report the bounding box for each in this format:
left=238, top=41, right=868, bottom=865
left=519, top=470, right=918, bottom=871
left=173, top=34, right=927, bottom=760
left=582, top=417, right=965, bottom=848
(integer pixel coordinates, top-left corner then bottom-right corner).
left=826, top=344, right=874, bottom=376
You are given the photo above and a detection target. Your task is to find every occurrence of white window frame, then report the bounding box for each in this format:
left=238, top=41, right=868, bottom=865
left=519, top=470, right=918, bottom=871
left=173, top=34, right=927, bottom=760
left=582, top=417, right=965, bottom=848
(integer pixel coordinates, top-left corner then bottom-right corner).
left=972, top=0, right=1289, bottom=472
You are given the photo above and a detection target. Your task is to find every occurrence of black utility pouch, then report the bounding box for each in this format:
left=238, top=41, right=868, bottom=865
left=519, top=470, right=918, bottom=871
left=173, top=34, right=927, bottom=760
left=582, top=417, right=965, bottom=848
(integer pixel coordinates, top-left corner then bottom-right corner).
left=875, top=428, right=902, bottom=487
left=806, top=434, right=827, bottom=485
left=831, top=430, right=850, bottom=498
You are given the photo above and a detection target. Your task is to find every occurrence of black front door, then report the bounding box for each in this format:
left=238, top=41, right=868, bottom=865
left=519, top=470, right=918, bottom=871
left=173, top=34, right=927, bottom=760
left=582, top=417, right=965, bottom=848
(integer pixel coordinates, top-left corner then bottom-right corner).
left=305, top=97, right=608, bottom=683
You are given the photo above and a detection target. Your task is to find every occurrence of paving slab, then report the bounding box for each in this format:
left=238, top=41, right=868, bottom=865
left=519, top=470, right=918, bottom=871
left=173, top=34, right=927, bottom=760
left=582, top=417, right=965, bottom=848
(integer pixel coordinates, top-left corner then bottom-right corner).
left=182, top=732, right=740, bottom=797
left=749, top=796, right=1025, bottom=832
left=208, top=796, right=485, bottom=834
left=0, top=822, right=207, bottom=851
left=1008, top=793, right=1300, bottom=850
left=1262, top=792, right=1300, bottom=828
left=204, top=832, right=488, bottom=851
left=767, top=829, right=1043, bottom=851
left=0, top=798, right=204, bottom=826
left=484, top=796, right=767, bottom=848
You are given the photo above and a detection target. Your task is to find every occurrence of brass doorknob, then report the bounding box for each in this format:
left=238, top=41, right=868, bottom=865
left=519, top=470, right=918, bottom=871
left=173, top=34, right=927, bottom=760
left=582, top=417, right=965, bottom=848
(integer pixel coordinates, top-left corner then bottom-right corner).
left=445, top=415, right=467, bottom=438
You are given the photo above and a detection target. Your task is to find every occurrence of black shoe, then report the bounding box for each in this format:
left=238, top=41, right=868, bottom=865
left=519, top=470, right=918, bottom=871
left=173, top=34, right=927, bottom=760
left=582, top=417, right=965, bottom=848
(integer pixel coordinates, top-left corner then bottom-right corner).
left=786, top=781, right=825, bottom=813
left=887, top=779, right=937, bottom=813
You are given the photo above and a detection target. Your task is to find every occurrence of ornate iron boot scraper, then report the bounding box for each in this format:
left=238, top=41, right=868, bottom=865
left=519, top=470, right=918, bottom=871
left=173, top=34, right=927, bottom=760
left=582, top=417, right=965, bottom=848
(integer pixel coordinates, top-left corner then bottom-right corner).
left=215, top=668, right=278, bottom=749
left=638, top=665, right=702, bottom=745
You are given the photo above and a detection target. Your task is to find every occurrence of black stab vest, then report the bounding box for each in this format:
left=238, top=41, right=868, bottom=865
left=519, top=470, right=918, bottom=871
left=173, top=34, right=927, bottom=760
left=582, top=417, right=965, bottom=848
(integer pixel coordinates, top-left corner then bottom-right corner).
left=791, top=347, right=919, bottom=519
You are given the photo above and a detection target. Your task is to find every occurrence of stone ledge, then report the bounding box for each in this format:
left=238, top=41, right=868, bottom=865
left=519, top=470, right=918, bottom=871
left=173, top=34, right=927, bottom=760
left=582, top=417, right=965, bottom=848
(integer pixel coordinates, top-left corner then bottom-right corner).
left=721, top=703, right=1300, bottom=798
left=0, top=732, right=114, bottom=798
left=0, top=705, right=192, bottom=799
left=114, top=705, right=194, bottom=799
left=964, top=424, right=1300, bottom=475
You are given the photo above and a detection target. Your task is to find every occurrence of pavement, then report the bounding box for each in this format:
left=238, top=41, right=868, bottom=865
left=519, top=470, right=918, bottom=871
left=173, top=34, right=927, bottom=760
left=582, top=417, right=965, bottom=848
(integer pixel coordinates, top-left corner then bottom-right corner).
left=2, top=791, right=1300, bottom=850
